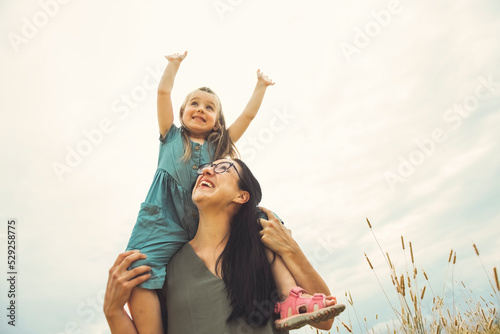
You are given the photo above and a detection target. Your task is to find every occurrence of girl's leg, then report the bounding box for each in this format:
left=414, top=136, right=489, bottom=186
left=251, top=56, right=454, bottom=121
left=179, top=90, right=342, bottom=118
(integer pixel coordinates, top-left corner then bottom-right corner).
left=266, top=249, right=339, bottom=326
left=128, top=287, right=164, bottom=334
left=267, top=250, right=335, bottom=304
left=266, top=249, right=296, bottom=300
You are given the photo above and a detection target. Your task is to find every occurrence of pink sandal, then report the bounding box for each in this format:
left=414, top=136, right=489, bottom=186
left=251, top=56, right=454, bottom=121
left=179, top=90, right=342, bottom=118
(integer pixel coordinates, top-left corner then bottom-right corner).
left=274, top=287, right=345, bottom=330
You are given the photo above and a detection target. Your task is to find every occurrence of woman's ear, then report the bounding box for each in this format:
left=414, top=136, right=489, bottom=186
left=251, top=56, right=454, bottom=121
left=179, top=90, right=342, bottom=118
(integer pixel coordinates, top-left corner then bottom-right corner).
left=234, top=191, right=250, bottom=204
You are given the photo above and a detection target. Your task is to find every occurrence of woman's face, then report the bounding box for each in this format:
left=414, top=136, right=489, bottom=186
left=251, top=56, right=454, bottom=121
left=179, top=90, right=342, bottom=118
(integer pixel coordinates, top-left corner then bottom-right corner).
left=192, top=159, right=246, bottom=209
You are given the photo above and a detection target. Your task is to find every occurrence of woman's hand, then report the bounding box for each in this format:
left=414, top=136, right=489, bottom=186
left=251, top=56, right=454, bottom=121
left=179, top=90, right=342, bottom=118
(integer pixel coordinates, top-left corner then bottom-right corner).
left=258, top=208, right=337, bottom=331
left=165, top=51, right=188, bottom=63
left=258, top=206, right=295, bottom=256
left=103, top=250, right=151, bottom=319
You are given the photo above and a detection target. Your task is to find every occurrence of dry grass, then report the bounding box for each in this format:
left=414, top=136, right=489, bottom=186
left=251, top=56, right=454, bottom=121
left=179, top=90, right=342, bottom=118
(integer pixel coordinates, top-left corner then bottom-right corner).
left=305, top=219, right=500, bottom=334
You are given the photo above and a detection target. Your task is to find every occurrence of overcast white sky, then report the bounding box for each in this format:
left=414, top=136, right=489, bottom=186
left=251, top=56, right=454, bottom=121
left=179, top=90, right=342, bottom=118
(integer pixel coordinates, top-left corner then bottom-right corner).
left=1, top=0, right=499, bottom=333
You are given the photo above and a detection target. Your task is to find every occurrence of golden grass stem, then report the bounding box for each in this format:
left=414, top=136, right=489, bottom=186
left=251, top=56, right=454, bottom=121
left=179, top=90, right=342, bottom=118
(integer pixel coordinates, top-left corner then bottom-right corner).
left=387, top=252, right=393, bottom=269
left=341, top=320, right=352, bottom=333
left=410, top=242, right=414, bottom=264
left=365, top=253, right=374, bottom=270
left=494, top=267, right=499, bottom=291
left=348, top=291, right=353, bottom=305
left=469, top=244, right=500, bottom=307
left=473, top=243, right=480, bottom=256
left=421, top=286, right=426, bottom=300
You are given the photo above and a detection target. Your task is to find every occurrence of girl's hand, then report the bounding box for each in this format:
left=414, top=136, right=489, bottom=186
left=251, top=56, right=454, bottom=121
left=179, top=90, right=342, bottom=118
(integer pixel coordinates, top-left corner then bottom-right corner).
left=165, top=51, right=188, bottom=63
left=103, top=250, right=151, bottom=318
left=257, top=69, right=275, bottom=87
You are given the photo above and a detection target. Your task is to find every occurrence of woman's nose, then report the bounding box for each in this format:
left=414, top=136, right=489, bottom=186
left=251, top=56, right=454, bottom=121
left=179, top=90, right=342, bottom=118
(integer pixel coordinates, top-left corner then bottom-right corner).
left=202, top=165, right=215, bottom=176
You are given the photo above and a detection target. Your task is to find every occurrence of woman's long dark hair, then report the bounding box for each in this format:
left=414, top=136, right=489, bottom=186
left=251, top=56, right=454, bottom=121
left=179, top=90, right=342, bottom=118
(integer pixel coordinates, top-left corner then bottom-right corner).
left=216, top=159, right=278, bottom=327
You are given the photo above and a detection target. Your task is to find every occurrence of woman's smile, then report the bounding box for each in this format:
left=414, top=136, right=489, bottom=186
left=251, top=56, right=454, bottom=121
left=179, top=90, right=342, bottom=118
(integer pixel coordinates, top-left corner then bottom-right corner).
left=199, top=180, right=214, bottom=188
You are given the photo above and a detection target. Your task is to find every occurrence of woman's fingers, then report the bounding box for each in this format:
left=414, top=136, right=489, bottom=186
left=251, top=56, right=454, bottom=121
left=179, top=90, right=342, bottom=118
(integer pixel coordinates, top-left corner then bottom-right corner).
left=258, top=206, right=278, bottom=221
left=258, top=206, right=291, bottom=234
left=117, top=251, right=147, bottom=271
left=257, top=207, right=294, bottom=255
left=129, top=272, right=152, bottom=287
left=126, top=265, right=151, bottom=281
left=103, top=251, right=153, bottom=318
left=111, top=250, right=140, bottom=269
left=108, top=251, right=150, bottom=284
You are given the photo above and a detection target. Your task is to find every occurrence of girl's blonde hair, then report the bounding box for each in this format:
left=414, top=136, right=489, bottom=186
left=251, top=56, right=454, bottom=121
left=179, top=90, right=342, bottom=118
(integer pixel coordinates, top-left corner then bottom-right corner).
left=179, top=87, right=238, bottom=162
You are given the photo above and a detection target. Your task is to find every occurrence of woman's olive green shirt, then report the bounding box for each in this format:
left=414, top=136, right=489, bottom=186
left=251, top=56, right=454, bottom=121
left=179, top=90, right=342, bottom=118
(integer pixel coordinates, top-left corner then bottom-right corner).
left=165, top=243, right=287, bottom=334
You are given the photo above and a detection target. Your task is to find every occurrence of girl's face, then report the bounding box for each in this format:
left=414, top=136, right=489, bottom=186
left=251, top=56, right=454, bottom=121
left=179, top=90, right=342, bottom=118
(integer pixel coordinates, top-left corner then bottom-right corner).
left=181, top=90, right=219, bottom=137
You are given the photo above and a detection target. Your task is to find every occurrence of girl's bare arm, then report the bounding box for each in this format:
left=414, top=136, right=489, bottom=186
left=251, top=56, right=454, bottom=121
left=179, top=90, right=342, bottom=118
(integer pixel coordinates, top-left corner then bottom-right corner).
left=228, top=70, right=274, bottom=143
left=157, top=51, right=187, bottom=137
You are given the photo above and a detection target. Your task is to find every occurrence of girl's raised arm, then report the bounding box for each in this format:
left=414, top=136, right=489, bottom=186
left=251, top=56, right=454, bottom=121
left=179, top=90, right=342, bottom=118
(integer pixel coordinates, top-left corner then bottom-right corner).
left=157, top=51, right=187, bottom=138
left=228, top=70, right=274, bottom=143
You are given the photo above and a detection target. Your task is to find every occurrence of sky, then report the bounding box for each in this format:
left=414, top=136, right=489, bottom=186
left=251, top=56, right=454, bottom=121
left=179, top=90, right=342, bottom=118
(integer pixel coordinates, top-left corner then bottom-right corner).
left=1, top=0, right=499, bottom=333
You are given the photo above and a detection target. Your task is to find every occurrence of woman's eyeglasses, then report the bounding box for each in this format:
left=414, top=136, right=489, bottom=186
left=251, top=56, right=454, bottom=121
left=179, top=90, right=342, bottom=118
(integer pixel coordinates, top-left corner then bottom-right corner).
left=197, top=161, right=242, bottom=181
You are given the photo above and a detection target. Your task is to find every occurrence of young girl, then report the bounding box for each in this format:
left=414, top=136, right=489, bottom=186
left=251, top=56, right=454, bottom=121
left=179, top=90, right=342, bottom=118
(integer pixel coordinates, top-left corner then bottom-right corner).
left=125, top=51, right=341, bottom=332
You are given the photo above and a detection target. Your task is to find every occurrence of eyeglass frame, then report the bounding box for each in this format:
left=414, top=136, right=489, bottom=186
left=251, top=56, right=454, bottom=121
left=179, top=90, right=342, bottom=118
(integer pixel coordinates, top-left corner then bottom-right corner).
left=196, top=161, right=243, bottom=182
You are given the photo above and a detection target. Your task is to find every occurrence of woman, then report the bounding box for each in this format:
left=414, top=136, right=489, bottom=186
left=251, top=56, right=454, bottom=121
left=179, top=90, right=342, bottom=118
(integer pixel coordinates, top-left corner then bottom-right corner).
left=104, top=159, right=343, bottom=333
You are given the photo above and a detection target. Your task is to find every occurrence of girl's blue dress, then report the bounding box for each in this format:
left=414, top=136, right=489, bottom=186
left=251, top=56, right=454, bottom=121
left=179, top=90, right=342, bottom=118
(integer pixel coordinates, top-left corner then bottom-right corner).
left=126, top=124, right=213, bottom=289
